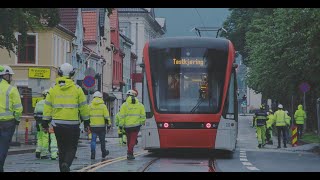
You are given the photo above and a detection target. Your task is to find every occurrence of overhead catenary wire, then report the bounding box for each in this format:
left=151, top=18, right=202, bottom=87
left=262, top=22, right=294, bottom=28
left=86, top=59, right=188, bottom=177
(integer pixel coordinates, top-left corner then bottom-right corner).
left=194, top=8, right=210, bottom=37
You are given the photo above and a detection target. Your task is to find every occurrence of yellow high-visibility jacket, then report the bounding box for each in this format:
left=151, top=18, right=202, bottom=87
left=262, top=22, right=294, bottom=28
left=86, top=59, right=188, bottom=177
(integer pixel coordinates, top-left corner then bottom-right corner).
left=89, top=97, right=110, bottom=127
left=273, top=110, right=290, bottom=127
left=294, top=105, right=306, bottom=125
left=119, top=96, right=146, bottom=128
left=43, top=77, right=89, bottom=125
left=0, top=79, right=23, bottom=122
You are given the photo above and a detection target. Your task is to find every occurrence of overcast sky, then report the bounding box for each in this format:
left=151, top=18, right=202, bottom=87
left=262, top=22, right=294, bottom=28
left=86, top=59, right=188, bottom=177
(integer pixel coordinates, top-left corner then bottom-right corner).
left=154, top=8, right=230, bottom=37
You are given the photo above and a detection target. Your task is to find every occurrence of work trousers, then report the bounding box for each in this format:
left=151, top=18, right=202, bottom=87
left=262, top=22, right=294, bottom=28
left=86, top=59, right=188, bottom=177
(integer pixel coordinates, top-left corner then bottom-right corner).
left=0, top=120, right=15, bottom=172
left=256, top=125, right=266, bottom=145
left=297, top=124, right=304, bottom=139
left=53, top=125, right=80, bottom=172
left=90, top=127, right=106, bottom=154
left=36, top=124, right=49, bottom=157
left=125, top=127, right=140, bottom=155
left=276, top=126, right=287, bottom=147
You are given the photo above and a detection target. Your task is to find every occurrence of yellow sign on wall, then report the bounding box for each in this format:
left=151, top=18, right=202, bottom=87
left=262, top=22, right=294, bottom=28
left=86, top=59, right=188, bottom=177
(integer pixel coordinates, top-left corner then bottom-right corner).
left=32, top=97, right=43, bottom=107
left=29, top=68, right=51, bottom=79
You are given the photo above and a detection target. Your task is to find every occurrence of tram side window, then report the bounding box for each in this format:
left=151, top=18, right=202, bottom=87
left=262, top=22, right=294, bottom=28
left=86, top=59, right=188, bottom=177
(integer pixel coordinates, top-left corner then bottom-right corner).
left=143, top=72, right=153, bottom=118
left=223, top=71, right=235, bottom=120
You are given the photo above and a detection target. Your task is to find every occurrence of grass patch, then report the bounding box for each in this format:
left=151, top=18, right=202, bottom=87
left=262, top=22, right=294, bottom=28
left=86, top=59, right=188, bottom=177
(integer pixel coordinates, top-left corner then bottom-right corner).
left=300, top=132, right=320, bottom=144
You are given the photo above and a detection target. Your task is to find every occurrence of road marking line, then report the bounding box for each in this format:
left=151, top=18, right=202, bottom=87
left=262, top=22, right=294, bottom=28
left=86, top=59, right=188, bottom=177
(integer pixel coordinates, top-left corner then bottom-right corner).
left=240, top=158, right=248, bottom=161
left=77, top=151, right=148, bottom=172
left=247, top=166, right=260, bottom=171
left=242, top=162, right=252, bottom=166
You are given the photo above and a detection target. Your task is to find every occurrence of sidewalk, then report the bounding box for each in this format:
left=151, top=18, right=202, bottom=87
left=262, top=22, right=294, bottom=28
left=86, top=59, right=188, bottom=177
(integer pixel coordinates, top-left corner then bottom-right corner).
left=8, top=127, right=120, bottom=155
left=245, top=114, right=320, bottom=153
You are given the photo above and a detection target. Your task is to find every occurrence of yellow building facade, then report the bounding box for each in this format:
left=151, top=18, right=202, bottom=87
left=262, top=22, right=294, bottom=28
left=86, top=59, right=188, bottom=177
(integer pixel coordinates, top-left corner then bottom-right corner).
left=0, top=25, right=75, bottom=116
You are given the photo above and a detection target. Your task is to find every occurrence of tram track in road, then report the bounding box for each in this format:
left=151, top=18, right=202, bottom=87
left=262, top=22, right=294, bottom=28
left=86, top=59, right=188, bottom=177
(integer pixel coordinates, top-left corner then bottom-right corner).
left=77, top=150, right=149, bottom=172
left=138, top=157, right=160, bottom=172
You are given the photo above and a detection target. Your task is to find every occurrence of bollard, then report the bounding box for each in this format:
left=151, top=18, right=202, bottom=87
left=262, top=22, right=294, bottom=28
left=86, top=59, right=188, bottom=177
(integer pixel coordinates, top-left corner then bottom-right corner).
left=291, top=125, right=298, bottom=147
left=25, top=119, right=29, bottom=144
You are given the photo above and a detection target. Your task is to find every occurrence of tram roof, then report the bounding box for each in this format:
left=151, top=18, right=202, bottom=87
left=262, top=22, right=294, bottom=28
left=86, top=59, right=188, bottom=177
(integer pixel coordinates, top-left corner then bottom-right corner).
left=148, top=36, right=229, bottom=50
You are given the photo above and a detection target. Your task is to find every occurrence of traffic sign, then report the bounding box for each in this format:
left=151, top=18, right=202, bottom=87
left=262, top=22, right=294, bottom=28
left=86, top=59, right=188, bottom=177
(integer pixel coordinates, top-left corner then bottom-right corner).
left=299, top=82, right=310, bottom=93
left=83, top=76, right=95, bottom=88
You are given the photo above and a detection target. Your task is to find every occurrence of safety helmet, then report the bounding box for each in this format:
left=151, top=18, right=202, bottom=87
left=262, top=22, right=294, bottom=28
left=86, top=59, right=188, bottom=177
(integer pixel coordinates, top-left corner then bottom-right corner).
left=260, top=104, right=265, bottom=110
left=42, top=89, right=49, bottom=96
left=278, top=104, right=283, bottom=109
left=126, top=89, right=137, bottom=96
left=0, top=65, right=14, bottom=75
left=57, top=63, right=75, bottom=77
left=93, top=91, right=103, bottom=98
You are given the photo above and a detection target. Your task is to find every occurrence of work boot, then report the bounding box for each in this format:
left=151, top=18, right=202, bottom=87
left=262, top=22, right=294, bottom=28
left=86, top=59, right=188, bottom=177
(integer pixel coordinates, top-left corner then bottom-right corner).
left=102, top=150, right=109, bottom=158
left=36, top=152, right=40, bottom=159
left=127, top=153, right=135, bottom=160
left=277, top=144, right=281, bottom=148
left=284, top=144, right=287, bottom=148
left=258, top=144, right=262, bottom=148
left=91, top=151, right=95, bottom=160
left=60, top=162, right=70, bottom=172
left=268, top=140, right=273, bottom=145
left=51, top=157, right=57, bottom=160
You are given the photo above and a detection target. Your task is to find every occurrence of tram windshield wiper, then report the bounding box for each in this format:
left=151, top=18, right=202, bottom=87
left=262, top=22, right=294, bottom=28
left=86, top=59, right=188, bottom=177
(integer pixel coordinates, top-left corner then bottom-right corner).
left=190, top=98, right=204, bottom=113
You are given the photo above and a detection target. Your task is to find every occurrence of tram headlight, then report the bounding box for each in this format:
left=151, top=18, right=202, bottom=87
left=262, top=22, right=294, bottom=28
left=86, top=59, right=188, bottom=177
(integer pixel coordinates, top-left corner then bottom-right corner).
left=205, top=123, right=211, bottom=129
left=164, top=122, right=169, bottom=128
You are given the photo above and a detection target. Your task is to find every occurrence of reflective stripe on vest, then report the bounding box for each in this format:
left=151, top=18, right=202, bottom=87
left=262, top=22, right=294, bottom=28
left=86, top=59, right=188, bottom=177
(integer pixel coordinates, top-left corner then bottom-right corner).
left=45, top=100, right=52, bottom=107
left=52, top=104, right=78, bottom=108
left=13, top=104, right=22, bottom=109
left=43, top=116, right=52, bottom=120
left=0, top=86, right=14, bottom=119
left=79, top=101, right=87, bottom=107
left=81, top=115, right=89, bottom=120
left=90, top=124, right=106, bottom=127
left=52, top=119, right=80, bottom=125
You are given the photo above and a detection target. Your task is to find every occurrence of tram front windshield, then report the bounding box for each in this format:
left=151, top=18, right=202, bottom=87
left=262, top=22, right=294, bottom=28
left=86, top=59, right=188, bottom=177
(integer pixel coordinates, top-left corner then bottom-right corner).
left=149, top=47, right=228, bottom=114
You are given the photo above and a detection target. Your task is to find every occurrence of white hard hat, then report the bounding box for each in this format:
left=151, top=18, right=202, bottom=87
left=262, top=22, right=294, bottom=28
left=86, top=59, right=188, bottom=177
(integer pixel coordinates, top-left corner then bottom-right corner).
left=42, top=89, right=49, bottom=96
left=278, top=104, right=283, bottom=109
left=0, top=65, right=14, bottom=75
left=126, top=89, right=137, bottom=96
left=93, top=91, right=103, bottom=98
left=58, top=63, right=75, bottom=77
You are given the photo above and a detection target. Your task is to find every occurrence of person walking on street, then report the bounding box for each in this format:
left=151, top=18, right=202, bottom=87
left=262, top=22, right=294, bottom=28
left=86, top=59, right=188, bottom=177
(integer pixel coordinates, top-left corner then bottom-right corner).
left=42, top=63, right=90, bottom=172
left=0, top=65, right=23, bottom=172
left=119, top=90, right=146, bottom=160
left=294, top=104, right=306, bottom=139
left=34, top=89, right=50, bottom=159
left=115, top=112, right=127, bottom=146
left=88, top=91, right=111, bottom=159
left=273, top=104, right=290, bottom=148
left=253, top=105, right=268, bottom=148
left=48, top=124, right=58, bottom=160
left=266, top=109, right=274, bottom=145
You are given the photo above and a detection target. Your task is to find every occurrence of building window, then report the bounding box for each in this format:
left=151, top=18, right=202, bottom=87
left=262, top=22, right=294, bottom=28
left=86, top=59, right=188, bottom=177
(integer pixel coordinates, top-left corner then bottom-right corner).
left=18, top=35, right=36, bottom=64
left=17, top=86, right=33, bottom=115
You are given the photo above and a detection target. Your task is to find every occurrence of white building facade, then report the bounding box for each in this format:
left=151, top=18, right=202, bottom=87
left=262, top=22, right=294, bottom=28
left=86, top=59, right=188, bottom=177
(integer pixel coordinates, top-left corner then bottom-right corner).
left=118, top=8, right=166, bottom=101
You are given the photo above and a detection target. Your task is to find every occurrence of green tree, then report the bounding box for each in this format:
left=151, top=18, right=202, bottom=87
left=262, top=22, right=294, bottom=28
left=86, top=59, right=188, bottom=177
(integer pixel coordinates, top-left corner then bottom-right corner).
left=0, top=8, right=60, bottom=56
left=222, top=8, right=320, bottom=131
